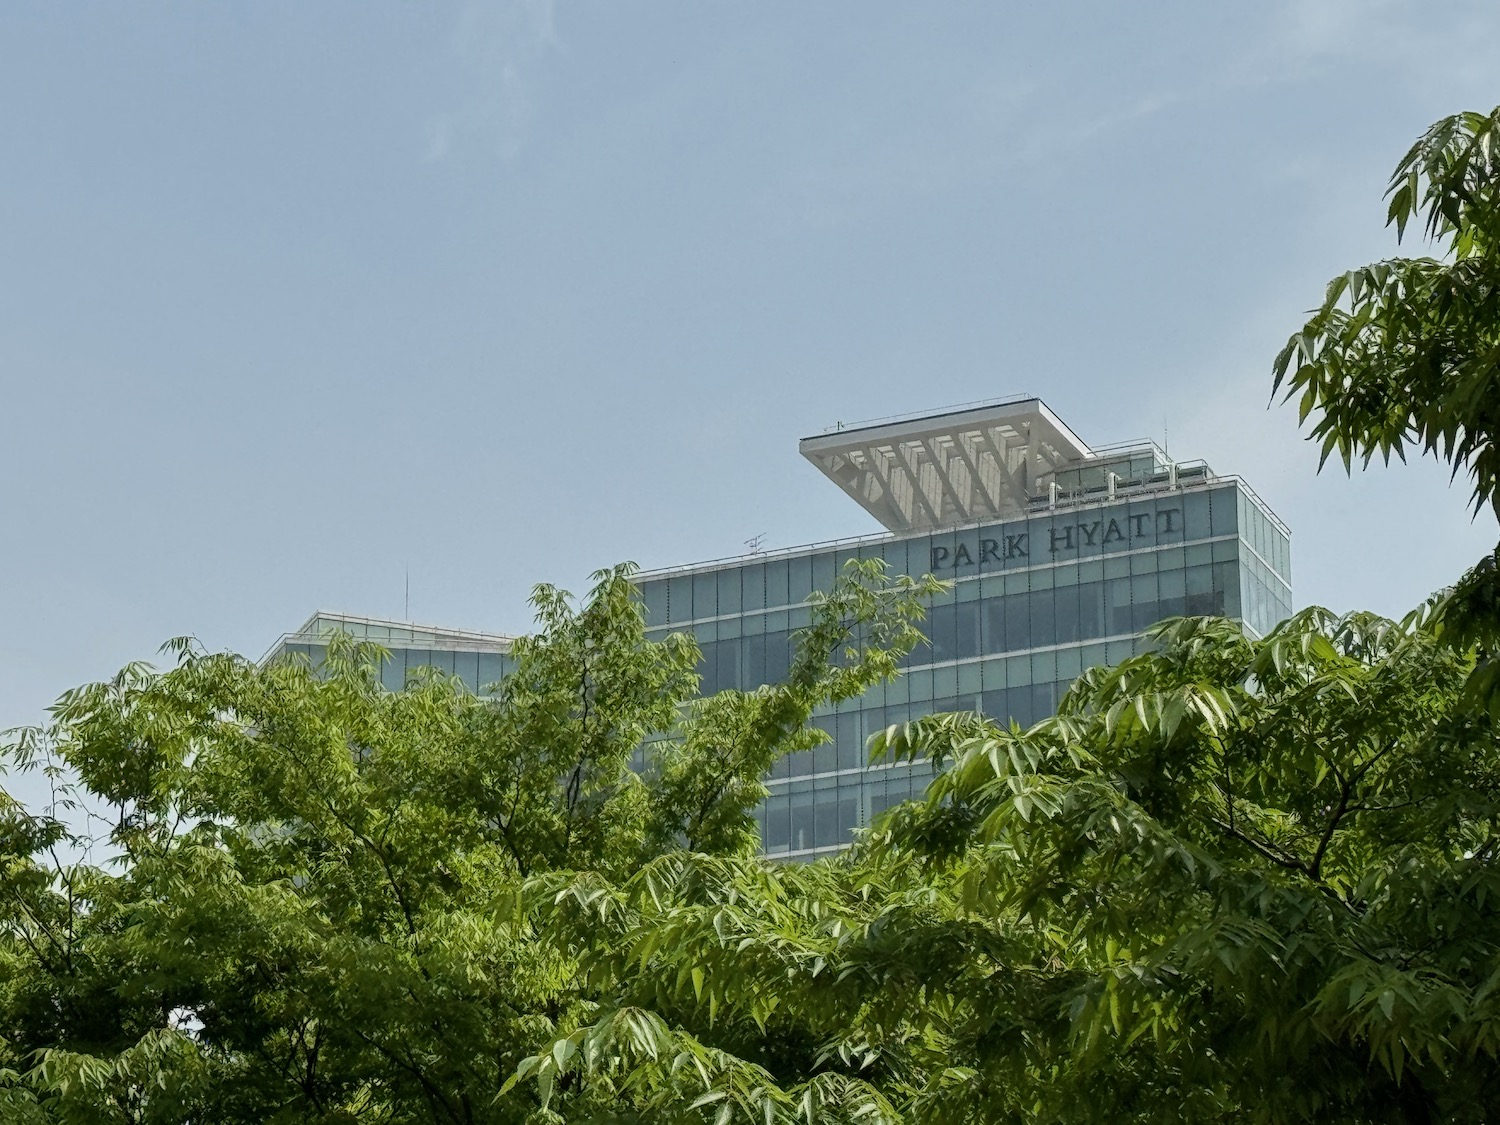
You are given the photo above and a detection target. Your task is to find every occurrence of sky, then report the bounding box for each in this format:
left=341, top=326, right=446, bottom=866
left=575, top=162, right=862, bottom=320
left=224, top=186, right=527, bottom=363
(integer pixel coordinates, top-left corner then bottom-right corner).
left=3, top=1, right=1499, bottom=749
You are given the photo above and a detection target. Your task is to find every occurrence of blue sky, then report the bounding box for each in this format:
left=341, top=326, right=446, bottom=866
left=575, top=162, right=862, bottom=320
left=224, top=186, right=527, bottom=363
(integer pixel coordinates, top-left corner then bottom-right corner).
left=3, top=1, right=1498, bottom=741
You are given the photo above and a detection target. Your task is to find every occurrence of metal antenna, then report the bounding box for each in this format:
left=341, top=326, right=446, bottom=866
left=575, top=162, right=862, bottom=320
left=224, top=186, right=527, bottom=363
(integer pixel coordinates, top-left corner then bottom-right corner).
left=745, top=533, right=767, bottom=555
left=405, top=567, right=410, bottom=620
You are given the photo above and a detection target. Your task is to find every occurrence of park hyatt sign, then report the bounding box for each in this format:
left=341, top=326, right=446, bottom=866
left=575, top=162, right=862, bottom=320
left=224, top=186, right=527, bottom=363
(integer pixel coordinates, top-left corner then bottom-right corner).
left=928, top=506, right=1184, bottom=571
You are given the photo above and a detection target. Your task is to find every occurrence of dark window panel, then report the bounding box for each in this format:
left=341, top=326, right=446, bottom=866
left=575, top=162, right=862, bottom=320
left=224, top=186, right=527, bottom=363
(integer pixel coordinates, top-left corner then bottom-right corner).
left=955, top=601, right=981, bottom=659
left=642, top=581, right=669, bottom=627
left=1030, top=588, right=1057, bottom=647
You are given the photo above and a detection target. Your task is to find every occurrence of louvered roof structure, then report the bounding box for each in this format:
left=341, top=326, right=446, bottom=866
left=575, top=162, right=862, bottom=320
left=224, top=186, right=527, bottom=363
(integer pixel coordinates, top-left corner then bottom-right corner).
left=800, top=397, right=1093, bottom=533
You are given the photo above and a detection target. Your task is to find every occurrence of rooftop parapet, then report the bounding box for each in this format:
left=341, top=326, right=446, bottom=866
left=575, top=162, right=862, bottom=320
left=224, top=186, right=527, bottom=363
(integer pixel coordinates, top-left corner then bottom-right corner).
left=261, top=612, right=514, bottom=665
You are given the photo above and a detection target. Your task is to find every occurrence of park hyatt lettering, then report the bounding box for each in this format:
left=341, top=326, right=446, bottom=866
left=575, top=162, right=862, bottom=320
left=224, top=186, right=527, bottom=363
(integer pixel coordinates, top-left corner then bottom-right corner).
left=929, top=507, right=1183, bottom=571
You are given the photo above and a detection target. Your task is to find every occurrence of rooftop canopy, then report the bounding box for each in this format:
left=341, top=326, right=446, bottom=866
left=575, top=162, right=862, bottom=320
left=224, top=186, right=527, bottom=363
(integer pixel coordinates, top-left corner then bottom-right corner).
left=799, top=397, right=1093, bottom=533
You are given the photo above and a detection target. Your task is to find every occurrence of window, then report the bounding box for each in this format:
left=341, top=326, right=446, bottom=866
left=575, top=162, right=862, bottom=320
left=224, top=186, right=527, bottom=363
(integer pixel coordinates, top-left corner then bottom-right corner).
left=741, top=564, right=765, bottom=611
left=642, top=581, right=669, bottom=627
left=1030, top=682, right=1056, bottom=723
left=715, top=639, right=740, bottom=693
left=1078, top=581, right=1104, bottom=639
left=882, top=540, right=910, bottom=580
left=1105, top=578, right=1132, bottom=635
left=982, top=689, right=1007, bottom=718
left=764, top=794, right=791, bottom=853
left=1029, top=588, right=1056, bottom=647
left=790, top=791, right=815, bottom=851
left=741, top=634, right=766, bottom=688
left=1004, top=592, right=1030, bottom=652
left=765, top=560, right=789, bottom=608
left=697, top=641, right=718, bottom=695
left=1184, top=563, right=1221, bottom=616
left=814, top=798, right=842, bottom=848
left=955, top=601, right=980, bottom=659
left=718, top=570, right=742, bottom=615
left=667, top=575, right=693, bottom=623
left=381, top=654, right=406, bottom=692
left=1053, top=581, right=1081, bottom=645
left=788, top=555, right=813, bottom=602
left=765, top=631, right=792, bottom=683
left=693, top=572, right=717, bottom=619
left=838, top=796, right=860, bottom=841
left=455, top=651, right=480, bottom=691
left=1215, top=559, right=1244, bottom=620
left=477, top=653, right=505, bottom=692
left=983, top=597, right=1006, bottom=652
left=1210, top=487, right=1239, bottom=537
left=1156, top=568, right=1187, bottom=618
left=811, top=552, right=836, bottom=594
left=1183, top=490, right=1212, bottom=541
left=1130, top=572, right=1159, bottom=632
left=1007, top=686, right=1036, bottom=728
left=813, top=728, right=838, bottom=775
left=836, top=713, right=864, bottom=770
left=928, top=602, right=958, bottom=662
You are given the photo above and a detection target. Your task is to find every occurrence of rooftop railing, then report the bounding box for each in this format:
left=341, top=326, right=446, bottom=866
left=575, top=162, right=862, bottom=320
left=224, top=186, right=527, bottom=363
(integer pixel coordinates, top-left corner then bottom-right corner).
left=806, top=393, right=1042, bottom=437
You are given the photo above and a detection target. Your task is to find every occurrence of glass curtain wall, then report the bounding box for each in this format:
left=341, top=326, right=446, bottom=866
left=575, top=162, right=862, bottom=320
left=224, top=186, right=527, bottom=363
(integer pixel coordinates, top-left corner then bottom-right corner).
left=639, top=480, right=1291, bottom=858
left=272, top=478, right=1290, bottom=862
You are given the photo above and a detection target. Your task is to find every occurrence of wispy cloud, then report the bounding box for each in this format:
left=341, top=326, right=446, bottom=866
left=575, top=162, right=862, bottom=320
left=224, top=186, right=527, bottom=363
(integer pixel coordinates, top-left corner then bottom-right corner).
left=423, top=0, right=562, bottom=163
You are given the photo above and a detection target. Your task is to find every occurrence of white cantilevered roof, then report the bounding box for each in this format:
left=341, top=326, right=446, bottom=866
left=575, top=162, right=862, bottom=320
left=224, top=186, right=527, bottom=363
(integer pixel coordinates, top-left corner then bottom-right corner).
left=799, top=398, right=1093, bottom=533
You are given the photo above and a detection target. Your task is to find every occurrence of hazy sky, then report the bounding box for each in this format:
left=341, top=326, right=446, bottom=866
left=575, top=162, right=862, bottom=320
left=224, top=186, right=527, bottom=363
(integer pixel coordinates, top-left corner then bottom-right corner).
left=3, top=1, right=1499, bottom=740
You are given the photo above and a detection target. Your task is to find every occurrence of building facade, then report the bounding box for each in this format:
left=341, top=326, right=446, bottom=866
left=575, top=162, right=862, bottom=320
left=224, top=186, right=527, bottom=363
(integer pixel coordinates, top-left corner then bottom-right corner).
left=268, top=398, right=1291, bottom=860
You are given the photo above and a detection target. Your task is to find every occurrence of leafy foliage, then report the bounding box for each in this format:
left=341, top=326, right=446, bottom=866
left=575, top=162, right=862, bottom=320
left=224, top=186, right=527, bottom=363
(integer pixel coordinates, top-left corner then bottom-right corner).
left=0, top=561, right=936, bottom=1123
left=516, top=611, right=1500, bottom=1123
left=1273, top=104, right=1500, bottom=716
left=1272, top=106, right=1499, bottom=512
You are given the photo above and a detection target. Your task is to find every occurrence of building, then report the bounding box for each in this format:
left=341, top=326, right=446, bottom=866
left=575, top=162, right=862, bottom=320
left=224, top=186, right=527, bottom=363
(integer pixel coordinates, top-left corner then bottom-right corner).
left=265, top=611, right=514, bottom=693
left=267, top=397, right=1292, bottom=860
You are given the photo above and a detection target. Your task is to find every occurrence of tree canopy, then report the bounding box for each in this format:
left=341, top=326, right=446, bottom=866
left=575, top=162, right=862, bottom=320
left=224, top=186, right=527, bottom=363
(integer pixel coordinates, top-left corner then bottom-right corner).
left=511, top=609, right=1499, bottom=1123
left=1273, top=104, right=1500, bottom=715
left=0, top=562, right=935, bottom=1123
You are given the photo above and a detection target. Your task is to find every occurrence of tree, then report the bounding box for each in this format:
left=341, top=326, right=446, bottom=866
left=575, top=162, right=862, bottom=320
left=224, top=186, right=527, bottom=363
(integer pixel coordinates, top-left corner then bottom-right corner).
left=512, top=610, right=1500, bottom=1123
left=0, top=561, right=936, bottom=1123
left=1273, top=105, right=1500, bottom=714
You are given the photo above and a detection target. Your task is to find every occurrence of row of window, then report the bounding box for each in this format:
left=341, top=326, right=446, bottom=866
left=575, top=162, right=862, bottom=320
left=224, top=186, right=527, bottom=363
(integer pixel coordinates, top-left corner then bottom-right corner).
left=769, top=683, right=1077, bottom=781
left=274, top=643, right=510, bottom=695
left=760, top=761, right=937, bottom=854
left=653, top=537, right=1239, bottom=647
left=1243, top=569, right=1293, bottom=639
left=641, top=487, right=1247, bottom=625
left=758, top=682, right=1086, bottom=853
left=1237, top=489, right=1291, bottom=582
left=692, top=561, right=1236, bottom=695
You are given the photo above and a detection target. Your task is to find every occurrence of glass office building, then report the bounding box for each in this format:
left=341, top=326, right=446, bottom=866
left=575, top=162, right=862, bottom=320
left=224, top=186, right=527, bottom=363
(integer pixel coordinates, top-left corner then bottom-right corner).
left=267, top=612, right=514, bottom=694
left=267, top=398, right=1291, bottom=860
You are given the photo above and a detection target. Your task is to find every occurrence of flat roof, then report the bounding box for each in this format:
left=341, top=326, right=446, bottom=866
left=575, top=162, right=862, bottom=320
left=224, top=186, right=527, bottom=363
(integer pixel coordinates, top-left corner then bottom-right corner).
left=262, top=611, right=515, bottom=664
left=800, top=397, right=1094, bottom=532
